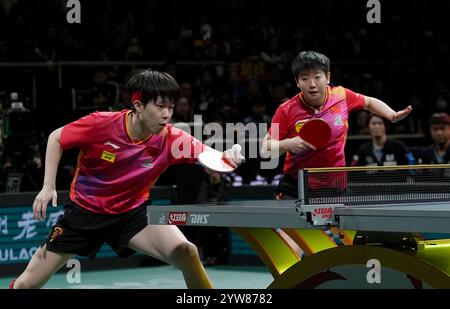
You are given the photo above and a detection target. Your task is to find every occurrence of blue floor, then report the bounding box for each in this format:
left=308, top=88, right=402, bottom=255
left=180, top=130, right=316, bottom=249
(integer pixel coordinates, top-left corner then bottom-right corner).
left=0, top=265, right=273, bottom=289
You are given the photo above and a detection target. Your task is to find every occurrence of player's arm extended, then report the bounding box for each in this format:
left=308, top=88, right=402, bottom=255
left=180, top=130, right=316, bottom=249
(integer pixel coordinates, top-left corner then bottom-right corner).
left=43, top=128, right=64, bottom=190
left=32, top=127, right=63, bottom=221
left=363, top=96, right=412, bottom=123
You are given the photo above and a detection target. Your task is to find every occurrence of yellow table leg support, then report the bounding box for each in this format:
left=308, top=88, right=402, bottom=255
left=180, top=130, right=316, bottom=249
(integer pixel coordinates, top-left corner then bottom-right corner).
left=268, top=245, right=450, bottom=288
left=231, top=227, right=301, bottom=278
left=416, top=238, right=450, bottom=276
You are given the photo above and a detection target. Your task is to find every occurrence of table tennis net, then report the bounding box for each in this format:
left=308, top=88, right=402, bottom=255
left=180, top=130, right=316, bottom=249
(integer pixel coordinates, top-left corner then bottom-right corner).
left=302, top=165, right=450, bottom=205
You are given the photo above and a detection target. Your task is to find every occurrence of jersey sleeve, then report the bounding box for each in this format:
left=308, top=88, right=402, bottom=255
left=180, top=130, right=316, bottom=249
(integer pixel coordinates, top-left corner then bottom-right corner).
left=345, top=88, right=366, bottom=112
left=60, top=113, right=97, bottom=150
left=268, top=106, right=289, bottom=141
left=168, top=127, right=205, bottom=164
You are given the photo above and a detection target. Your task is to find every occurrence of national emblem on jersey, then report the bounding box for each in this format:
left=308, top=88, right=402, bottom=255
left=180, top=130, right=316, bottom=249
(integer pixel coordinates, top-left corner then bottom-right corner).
left=330, top=105, right=341, bottom=114
left=294, top=119, right=308, bottom=133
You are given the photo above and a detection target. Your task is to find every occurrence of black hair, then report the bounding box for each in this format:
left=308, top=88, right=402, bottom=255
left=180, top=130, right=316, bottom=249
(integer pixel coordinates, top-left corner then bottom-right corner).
left=291, top=51, right=330, bottom=80
left=429, top=112, right=450, bottom=126
left=127, top=69, right=180, bottom=108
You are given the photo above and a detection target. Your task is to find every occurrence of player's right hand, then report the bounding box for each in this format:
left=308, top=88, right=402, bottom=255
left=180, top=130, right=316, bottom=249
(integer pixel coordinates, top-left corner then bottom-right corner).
left=390, top=105, right=413, bottom=123
left=285, top=136, right=316, bottom=154
left=33, top=185, right=58, bottom=222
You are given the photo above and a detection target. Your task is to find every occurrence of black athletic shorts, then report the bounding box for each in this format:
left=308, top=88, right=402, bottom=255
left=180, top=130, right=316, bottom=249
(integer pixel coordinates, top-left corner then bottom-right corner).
left=42, top=199, right=150, bottom=259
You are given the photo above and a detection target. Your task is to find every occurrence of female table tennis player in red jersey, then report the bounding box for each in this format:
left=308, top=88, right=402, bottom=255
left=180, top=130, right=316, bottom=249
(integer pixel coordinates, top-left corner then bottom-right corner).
left=10, top=70, right=241, bottom=289
left=261, top=51, right=412, bottom=198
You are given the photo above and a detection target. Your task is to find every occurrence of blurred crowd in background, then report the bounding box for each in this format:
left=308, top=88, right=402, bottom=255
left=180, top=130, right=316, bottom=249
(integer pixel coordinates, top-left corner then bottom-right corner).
left=0, top=0, right=450, bottom=195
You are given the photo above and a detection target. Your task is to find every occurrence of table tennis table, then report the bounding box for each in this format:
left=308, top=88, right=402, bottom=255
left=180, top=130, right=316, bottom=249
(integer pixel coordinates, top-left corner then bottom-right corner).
left=148, top=165, right=450, bottom=289
left=147, top=199, right=450, bottom=288
left=147, top=199, right=450, bottom=233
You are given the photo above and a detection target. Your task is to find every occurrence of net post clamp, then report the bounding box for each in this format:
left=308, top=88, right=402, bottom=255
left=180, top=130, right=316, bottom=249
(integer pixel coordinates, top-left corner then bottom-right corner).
left=299, top=204, right=343, bottom=226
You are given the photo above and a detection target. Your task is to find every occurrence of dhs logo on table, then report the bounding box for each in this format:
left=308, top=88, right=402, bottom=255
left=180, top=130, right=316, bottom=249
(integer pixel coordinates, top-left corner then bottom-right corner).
left=190, top=214, right=210, bottom=225
left=168, top=212, right=189, bottom=225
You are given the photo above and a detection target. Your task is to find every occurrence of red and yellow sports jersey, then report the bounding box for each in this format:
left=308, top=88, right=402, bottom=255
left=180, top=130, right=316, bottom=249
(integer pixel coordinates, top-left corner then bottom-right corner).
left=269, top=86, right=365, bottom=178
left=60, top=110, right=203, bottom=214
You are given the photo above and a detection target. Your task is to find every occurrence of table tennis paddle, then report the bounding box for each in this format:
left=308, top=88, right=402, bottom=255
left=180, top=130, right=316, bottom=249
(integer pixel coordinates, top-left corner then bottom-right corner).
left=198, top=145, right=244, bottom=173
left=299, top=118, right=332, bottom=149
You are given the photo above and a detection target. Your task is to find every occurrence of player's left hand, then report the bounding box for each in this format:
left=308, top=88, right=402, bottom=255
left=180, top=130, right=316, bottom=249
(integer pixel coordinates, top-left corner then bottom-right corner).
left=391, top=105, right=413, bottom=123
left=222, top=144, right=244, bottom=168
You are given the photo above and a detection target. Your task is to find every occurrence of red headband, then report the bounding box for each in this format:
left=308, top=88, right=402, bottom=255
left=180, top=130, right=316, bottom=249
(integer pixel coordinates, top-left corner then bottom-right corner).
left=131, top=91, right=142, bottom=102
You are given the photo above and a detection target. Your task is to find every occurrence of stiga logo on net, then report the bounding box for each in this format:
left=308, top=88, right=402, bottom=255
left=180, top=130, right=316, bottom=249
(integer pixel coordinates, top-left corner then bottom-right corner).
left=168, top=212, right=188, bottom=225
